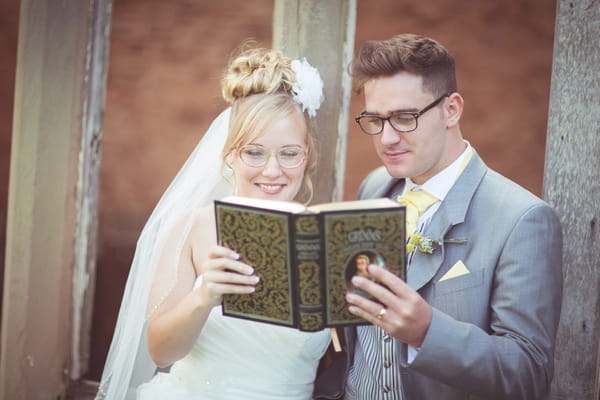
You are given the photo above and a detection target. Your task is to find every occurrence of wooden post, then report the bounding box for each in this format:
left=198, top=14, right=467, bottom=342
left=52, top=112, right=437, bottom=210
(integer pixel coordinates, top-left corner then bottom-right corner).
left=0, top=0, right=111, bottom=398
left=273, top=0, right=356, bottom=203
left=70, top=0, right=112, bottom=382
left=543, top=1, right=600, bottom=399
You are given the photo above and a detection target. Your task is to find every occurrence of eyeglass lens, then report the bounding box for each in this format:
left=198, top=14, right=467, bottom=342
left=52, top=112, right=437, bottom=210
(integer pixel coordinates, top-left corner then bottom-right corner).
left=359, top=114, right=416, bottom=134
left=239, top=145, right=306, bottom=168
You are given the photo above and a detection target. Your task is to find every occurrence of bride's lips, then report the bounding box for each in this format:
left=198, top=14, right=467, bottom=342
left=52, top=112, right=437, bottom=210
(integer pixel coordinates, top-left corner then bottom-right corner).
left=256, top=183, right=286, bottom=194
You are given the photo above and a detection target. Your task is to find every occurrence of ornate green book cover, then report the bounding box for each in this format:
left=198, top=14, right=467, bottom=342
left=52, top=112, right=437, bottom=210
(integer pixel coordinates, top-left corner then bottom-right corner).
left=214, top=196, right=405, bottom=331
left=320, top=209, right=405, bottom=327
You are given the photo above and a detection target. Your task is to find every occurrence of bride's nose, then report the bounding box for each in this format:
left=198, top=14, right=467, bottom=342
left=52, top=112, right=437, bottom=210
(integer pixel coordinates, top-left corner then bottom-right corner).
left=261, top=154, right=283, bottom=177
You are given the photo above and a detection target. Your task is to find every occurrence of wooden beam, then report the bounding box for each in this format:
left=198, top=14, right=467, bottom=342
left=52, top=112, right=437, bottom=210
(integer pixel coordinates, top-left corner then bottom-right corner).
left=273, top=0, right=356, bottom=203
left=543, top=1, right=600, bottom=398
left=0, top=0, right=111, bottom=397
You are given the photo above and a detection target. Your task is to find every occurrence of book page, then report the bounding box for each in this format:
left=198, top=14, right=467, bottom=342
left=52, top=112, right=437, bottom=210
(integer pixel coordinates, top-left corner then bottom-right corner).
left=307, top=197, right=399, bottom=212
left=219, top=195, right=307, bottom=214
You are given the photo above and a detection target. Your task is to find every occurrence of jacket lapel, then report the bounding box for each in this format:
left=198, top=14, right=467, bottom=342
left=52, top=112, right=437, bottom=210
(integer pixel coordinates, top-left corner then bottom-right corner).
left=357, top=157, right=487, bottom=291
left=407, top=153, right=487, bottom=291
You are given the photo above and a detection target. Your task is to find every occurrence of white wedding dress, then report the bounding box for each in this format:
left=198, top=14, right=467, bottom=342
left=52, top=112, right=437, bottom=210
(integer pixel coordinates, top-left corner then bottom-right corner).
left=96, top=107, right=333, bottom=400
left=137, top=278, right=331, bottom=400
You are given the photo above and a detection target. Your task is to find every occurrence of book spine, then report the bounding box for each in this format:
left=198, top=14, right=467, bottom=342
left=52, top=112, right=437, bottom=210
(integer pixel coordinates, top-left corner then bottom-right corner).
left=291, top=213, right=325, bottom=331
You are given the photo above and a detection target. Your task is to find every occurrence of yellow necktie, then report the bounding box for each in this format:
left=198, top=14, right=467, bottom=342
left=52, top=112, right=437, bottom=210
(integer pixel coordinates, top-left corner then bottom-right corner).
left=397, top=190, right=439, bottom=236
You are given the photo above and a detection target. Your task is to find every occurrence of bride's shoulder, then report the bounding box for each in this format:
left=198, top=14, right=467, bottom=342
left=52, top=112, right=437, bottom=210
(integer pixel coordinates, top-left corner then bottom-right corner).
left=195, top=203, right=215, bottom=221
left=189, top=204, right=216, bottom=233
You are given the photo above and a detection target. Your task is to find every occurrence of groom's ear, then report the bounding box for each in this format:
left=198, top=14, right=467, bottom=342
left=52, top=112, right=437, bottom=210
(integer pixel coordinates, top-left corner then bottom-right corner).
left=445, top=92, right=463, bottom=129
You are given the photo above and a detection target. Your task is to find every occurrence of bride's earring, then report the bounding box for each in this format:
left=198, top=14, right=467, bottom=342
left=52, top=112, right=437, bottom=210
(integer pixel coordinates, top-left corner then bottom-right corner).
left=224, top=153, right=238, bottom=194
left=224, top=162, right=237, bottom=194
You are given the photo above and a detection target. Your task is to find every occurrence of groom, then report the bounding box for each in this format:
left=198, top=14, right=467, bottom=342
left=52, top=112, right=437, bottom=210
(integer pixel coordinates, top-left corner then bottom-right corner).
left=315, top=33, right=563, bottom=400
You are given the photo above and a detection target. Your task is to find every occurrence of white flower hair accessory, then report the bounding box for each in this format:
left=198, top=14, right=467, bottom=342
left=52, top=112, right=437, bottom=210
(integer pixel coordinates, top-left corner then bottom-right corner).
left=291, top=58, right=324, bottom=117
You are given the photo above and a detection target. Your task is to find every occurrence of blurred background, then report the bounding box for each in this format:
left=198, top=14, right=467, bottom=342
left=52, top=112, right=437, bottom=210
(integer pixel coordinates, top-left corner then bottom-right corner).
left=0, top=0, right=556, bottom=382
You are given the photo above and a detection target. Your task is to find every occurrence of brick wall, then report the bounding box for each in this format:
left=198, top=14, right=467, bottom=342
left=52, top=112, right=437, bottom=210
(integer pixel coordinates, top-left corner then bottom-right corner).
left=0, top=0, right=556, bottom=381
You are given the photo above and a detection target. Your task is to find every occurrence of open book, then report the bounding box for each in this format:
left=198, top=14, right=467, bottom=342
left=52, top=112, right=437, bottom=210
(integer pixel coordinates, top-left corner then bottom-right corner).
left=214, top=196, right=406, bottom=331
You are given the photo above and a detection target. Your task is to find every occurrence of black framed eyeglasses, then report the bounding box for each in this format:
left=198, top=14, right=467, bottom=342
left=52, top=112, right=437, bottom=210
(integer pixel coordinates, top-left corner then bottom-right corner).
left=355, top=93, right=450, bottom=135
left=237, top=144, right=307, bottom=169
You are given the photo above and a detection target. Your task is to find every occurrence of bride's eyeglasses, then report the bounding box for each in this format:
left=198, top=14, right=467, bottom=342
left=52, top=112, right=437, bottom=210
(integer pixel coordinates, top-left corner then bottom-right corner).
left=238, top=144, right=307, bottom=169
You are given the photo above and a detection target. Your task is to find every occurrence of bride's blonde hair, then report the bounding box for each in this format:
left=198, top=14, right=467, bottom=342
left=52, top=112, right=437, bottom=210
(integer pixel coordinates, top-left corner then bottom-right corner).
left=220, top=48, right=318, bottom=203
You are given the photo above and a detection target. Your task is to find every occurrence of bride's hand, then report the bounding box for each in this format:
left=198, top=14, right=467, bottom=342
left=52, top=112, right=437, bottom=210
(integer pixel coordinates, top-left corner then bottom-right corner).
left=195, top=245, right=259, bottom=307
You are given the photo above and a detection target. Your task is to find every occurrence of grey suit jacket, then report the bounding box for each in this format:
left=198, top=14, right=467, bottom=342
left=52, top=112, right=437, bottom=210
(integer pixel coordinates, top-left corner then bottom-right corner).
left=315, top=151, right=563, bottom=400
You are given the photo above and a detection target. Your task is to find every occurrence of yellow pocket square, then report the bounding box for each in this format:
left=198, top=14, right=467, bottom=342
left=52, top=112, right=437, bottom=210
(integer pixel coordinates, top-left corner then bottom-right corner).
left=440, top=260, right=470, bottom=281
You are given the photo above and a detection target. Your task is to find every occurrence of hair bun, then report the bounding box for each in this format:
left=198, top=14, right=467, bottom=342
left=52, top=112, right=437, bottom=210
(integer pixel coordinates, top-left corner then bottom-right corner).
left=222, top=48, right=294, bottom=105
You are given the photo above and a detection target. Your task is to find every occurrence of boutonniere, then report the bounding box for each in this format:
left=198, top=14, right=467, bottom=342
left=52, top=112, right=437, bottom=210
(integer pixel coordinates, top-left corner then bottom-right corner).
left=406, top=233, right=467, bottom=254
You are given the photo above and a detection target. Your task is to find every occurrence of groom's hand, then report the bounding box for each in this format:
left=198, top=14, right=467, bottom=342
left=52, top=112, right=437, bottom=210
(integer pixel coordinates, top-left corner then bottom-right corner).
left=345, top=264, right=432, bottom=348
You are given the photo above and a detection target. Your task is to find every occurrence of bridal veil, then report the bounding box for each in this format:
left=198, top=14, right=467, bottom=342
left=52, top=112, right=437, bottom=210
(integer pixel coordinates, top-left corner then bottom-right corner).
left=96, top=108, right=233, bottom=399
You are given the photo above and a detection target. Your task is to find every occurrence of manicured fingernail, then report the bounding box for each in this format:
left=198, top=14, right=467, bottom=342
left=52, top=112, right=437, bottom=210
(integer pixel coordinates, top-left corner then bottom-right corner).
left=231, top=251, right=240, bottom=259
left=251, top=275, right=260, bottom=283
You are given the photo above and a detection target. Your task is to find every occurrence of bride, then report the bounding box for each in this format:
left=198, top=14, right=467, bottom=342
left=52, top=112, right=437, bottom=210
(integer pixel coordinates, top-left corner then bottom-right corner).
left=96, top=47, right=331, bottom=399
